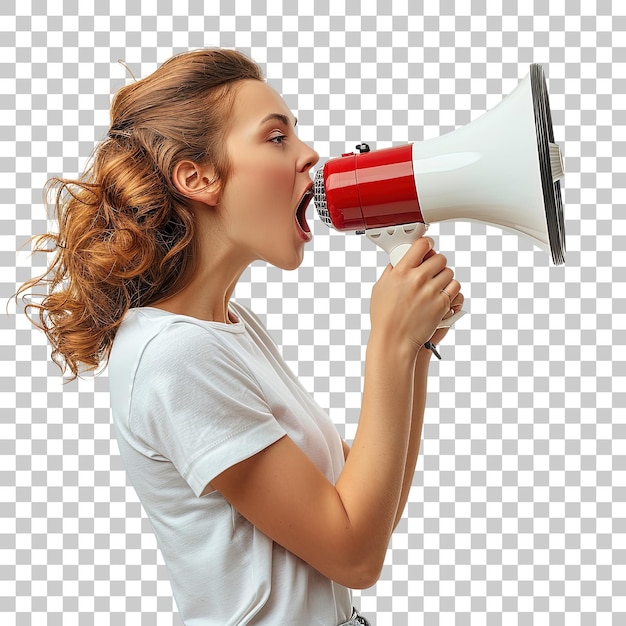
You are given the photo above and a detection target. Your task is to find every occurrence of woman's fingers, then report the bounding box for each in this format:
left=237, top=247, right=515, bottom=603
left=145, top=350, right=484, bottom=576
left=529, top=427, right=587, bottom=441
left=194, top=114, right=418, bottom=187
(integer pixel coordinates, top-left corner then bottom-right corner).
left=441, top=289, right=464, bottom=319
left=394, top=236, right=435, bottom=269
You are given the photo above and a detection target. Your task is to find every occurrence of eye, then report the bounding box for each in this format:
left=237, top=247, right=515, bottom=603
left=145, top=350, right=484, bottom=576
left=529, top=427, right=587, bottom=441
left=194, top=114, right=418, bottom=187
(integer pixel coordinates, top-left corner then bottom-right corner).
left=269, top=133, right=287, bottom=145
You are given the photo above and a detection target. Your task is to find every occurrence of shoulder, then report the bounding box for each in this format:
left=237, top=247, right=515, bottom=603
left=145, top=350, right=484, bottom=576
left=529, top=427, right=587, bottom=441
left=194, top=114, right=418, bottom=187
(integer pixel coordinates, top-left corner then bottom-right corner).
left=112, top=308, right=209, bottom=361
left=110, top=308, right=256, bottom=392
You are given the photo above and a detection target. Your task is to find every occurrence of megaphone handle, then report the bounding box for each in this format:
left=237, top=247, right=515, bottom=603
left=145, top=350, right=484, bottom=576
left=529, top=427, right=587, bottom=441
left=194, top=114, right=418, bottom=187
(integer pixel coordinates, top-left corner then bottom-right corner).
left=365, top=223, right=467, bottom=330
left=365, top=222, right=429, bottom=266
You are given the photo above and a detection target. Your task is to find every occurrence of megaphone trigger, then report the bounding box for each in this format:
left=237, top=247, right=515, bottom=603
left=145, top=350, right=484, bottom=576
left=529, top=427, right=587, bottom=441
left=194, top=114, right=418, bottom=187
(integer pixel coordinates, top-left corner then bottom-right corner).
left=364, top=222, right=429, bottom=267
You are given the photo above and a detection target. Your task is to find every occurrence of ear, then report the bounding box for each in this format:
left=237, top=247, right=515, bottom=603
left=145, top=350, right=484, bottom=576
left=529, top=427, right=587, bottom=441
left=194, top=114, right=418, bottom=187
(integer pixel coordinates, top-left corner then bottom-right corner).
left=171, top=160, right=221, bottom=206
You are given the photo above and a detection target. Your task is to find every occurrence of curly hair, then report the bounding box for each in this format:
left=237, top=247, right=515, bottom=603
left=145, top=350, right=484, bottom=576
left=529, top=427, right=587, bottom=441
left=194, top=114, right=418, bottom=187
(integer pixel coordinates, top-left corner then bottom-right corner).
left=16, top=48, right=264, bottom=379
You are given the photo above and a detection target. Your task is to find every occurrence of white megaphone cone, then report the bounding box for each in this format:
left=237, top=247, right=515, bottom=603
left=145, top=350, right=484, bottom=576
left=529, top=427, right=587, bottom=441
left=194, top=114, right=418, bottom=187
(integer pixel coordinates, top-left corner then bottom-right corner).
left=313, top=64, right=565, bottom=330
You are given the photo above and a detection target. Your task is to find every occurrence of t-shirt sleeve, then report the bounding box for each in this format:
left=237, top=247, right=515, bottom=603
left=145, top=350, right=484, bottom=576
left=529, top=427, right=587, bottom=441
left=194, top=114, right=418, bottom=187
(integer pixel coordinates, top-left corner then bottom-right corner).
left=128, top=321, right=287, bottom=497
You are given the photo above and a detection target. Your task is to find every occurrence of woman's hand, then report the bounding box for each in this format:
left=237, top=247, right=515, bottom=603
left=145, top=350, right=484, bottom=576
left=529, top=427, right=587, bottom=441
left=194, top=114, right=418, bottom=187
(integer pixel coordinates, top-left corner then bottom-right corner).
left=427, top=288, right=465, bottom=348
left=369, top=236, right=462, bottom=357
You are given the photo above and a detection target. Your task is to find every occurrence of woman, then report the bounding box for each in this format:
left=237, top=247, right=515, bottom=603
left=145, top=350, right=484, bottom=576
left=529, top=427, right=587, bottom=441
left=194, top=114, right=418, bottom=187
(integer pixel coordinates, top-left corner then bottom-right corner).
left=19, top=49, right=463, bottom=625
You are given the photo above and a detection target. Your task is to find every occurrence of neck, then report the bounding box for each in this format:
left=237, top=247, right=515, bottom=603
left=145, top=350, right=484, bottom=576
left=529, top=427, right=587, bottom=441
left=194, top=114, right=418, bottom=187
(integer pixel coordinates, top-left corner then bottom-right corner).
left=152, top=218, right=252, bottom=324
left=155, top=269, right=242, bottom=324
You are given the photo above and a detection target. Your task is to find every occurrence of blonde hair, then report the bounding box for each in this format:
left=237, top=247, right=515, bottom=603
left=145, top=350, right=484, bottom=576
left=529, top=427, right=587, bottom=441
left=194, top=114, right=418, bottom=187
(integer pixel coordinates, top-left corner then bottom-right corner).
left=17, top=48, right=264, bottom=379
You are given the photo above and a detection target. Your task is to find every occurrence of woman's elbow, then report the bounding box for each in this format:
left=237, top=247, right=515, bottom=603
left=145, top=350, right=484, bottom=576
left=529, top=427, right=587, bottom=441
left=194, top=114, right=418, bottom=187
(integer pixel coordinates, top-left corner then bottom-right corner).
left=349, top=566, right=382, bottom=590
left=332, top=552, right=385, bottom=590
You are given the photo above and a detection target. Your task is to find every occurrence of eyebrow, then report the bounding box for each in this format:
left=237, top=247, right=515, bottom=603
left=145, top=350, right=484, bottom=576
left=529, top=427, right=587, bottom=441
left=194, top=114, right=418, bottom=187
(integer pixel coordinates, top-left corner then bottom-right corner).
left=259, top=113, right=298, bottom=127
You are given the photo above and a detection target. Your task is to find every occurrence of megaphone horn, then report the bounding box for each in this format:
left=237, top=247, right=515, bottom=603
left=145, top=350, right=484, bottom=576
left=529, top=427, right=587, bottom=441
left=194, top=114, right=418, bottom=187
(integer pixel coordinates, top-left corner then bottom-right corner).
left=313, top=64, right=566, bottom=268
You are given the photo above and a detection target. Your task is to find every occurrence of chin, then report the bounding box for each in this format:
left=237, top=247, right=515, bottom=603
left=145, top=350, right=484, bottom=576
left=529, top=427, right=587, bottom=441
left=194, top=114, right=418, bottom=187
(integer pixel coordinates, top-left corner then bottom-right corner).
left=271, top=250, right=305, bottom=272
left=279, top=257, right=304, bottom=271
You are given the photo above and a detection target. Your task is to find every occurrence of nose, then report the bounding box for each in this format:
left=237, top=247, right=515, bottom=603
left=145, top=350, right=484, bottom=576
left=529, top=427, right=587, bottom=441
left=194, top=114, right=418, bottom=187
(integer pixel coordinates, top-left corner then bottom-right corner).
left=298, top=139, right=319, bottom=174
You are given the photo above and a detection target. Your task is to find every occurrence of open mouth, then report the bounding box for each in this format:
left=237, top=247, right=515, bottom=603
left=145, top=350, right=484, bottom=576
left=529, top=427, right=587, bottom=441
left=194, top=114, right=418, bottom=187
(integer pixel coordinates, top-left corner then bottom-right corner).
left=295, top=187, right=313, bottom=241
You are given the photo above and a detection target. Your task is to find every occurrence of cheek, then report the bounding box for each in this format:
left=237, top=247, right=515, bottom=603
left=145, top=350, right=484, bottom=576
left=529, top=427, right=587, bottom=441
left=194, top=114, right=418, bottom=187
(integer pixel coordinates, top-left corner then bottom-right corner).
left=247, top=173, right=294, bottom=232
left=222, top=148, right=294, bottom=225
left=252, top=152, right=294, bottom=192
left=233, top=162, right=286, bottom=205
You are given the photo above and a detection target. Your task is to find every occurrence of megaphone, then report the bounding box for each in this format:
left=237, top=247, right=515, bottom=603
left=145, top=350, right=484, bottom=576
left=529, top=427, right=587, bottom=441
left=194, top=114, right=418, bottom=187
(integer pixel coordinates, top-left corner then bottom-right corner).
left=313, top=64, right=565, bottom=327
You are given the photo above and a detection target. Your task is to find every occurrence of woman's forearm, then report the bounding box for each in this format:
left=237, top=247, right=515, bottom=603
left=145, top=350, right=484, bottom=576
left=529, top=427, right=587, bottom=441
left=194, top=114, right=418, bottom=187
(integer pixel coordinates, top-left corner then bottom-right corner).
left=334, top=331, right=417, bottom=574
left=393, top=348, right=431, bottom=528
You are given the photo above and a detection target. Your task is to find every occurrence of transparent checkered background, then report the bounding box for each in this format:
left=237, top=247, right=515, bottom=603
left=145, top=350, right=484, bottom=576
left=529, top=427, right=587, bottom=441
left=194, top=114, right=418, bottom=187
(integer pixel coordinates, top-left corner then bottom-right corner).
left=2, top=0, right=624, bottom=624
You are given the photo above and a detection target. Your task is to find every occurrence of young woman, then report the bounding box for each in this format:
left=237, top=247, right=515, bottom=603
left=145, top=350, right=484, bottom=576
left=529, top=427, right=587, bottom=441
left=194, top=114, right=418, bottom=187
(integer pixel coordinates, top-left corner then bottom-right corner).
left=19, top=49, right=463, bottom=625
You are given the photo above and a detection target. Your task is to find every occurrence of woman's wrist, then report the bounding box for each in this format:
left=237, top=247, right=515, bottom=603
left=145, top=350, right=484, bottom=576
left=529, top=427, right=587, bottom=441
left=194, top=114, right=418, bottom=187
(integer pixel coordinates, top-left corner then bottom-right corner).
left=367, top=329, right=419, bottom=369
left=416, top=344, right=433, bottom=366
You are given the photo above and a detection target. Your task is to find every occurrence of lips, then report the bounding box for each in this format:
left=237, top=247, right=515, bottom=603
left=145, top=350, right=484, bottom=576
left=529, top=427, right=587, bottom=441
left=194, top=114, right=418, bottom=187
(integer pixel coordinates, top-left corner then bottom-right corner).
left=295, top=185, right=313, bottom=241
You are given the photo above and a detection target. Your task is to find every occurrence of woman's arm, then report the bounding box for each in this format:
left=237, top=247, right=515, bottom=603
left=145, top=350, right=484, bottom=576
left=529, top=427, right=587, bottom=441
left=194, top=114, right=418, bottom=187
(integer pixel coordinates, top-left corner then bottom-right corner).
left=342, top=438, right=351, bottom=460
left=211, top=335, right=417, bottom=589
left=391, top=298, right=464, bottom=529
left=343, top=349, right=430, bottom=532
left=211, top=238, right=460, bottom=589
left=388, top=246, right=454, bottom=531
left=392, top=348, right=431, bottom=529
left=340, top=344, right=434, bottom=530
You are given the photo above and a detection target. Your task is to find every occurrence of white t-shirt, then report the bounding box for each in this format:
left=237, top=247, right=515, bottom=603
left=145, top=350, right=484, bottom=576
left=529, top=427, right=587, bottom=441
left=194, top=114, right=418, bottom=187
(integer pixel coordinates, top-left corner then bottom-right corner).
left=108, top=301, right=353, bottom=625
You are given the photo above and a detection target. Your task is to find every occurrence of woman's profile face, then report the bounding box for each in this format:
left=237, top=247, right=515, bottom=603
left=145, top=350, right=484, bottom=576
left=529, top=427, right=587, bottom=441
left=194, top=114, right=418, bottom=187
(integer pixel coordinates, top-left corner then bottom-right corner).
left=217, top=79, right=320, bottom=270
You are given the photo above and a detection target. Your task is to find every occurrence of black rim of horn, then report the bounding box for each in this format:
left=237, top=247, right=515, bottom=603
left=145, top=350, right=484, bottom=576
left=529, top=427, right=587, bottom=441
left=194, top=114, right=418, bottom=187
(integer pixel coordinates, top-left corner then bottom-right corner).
left=530, top=64, right=566, bottom=265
